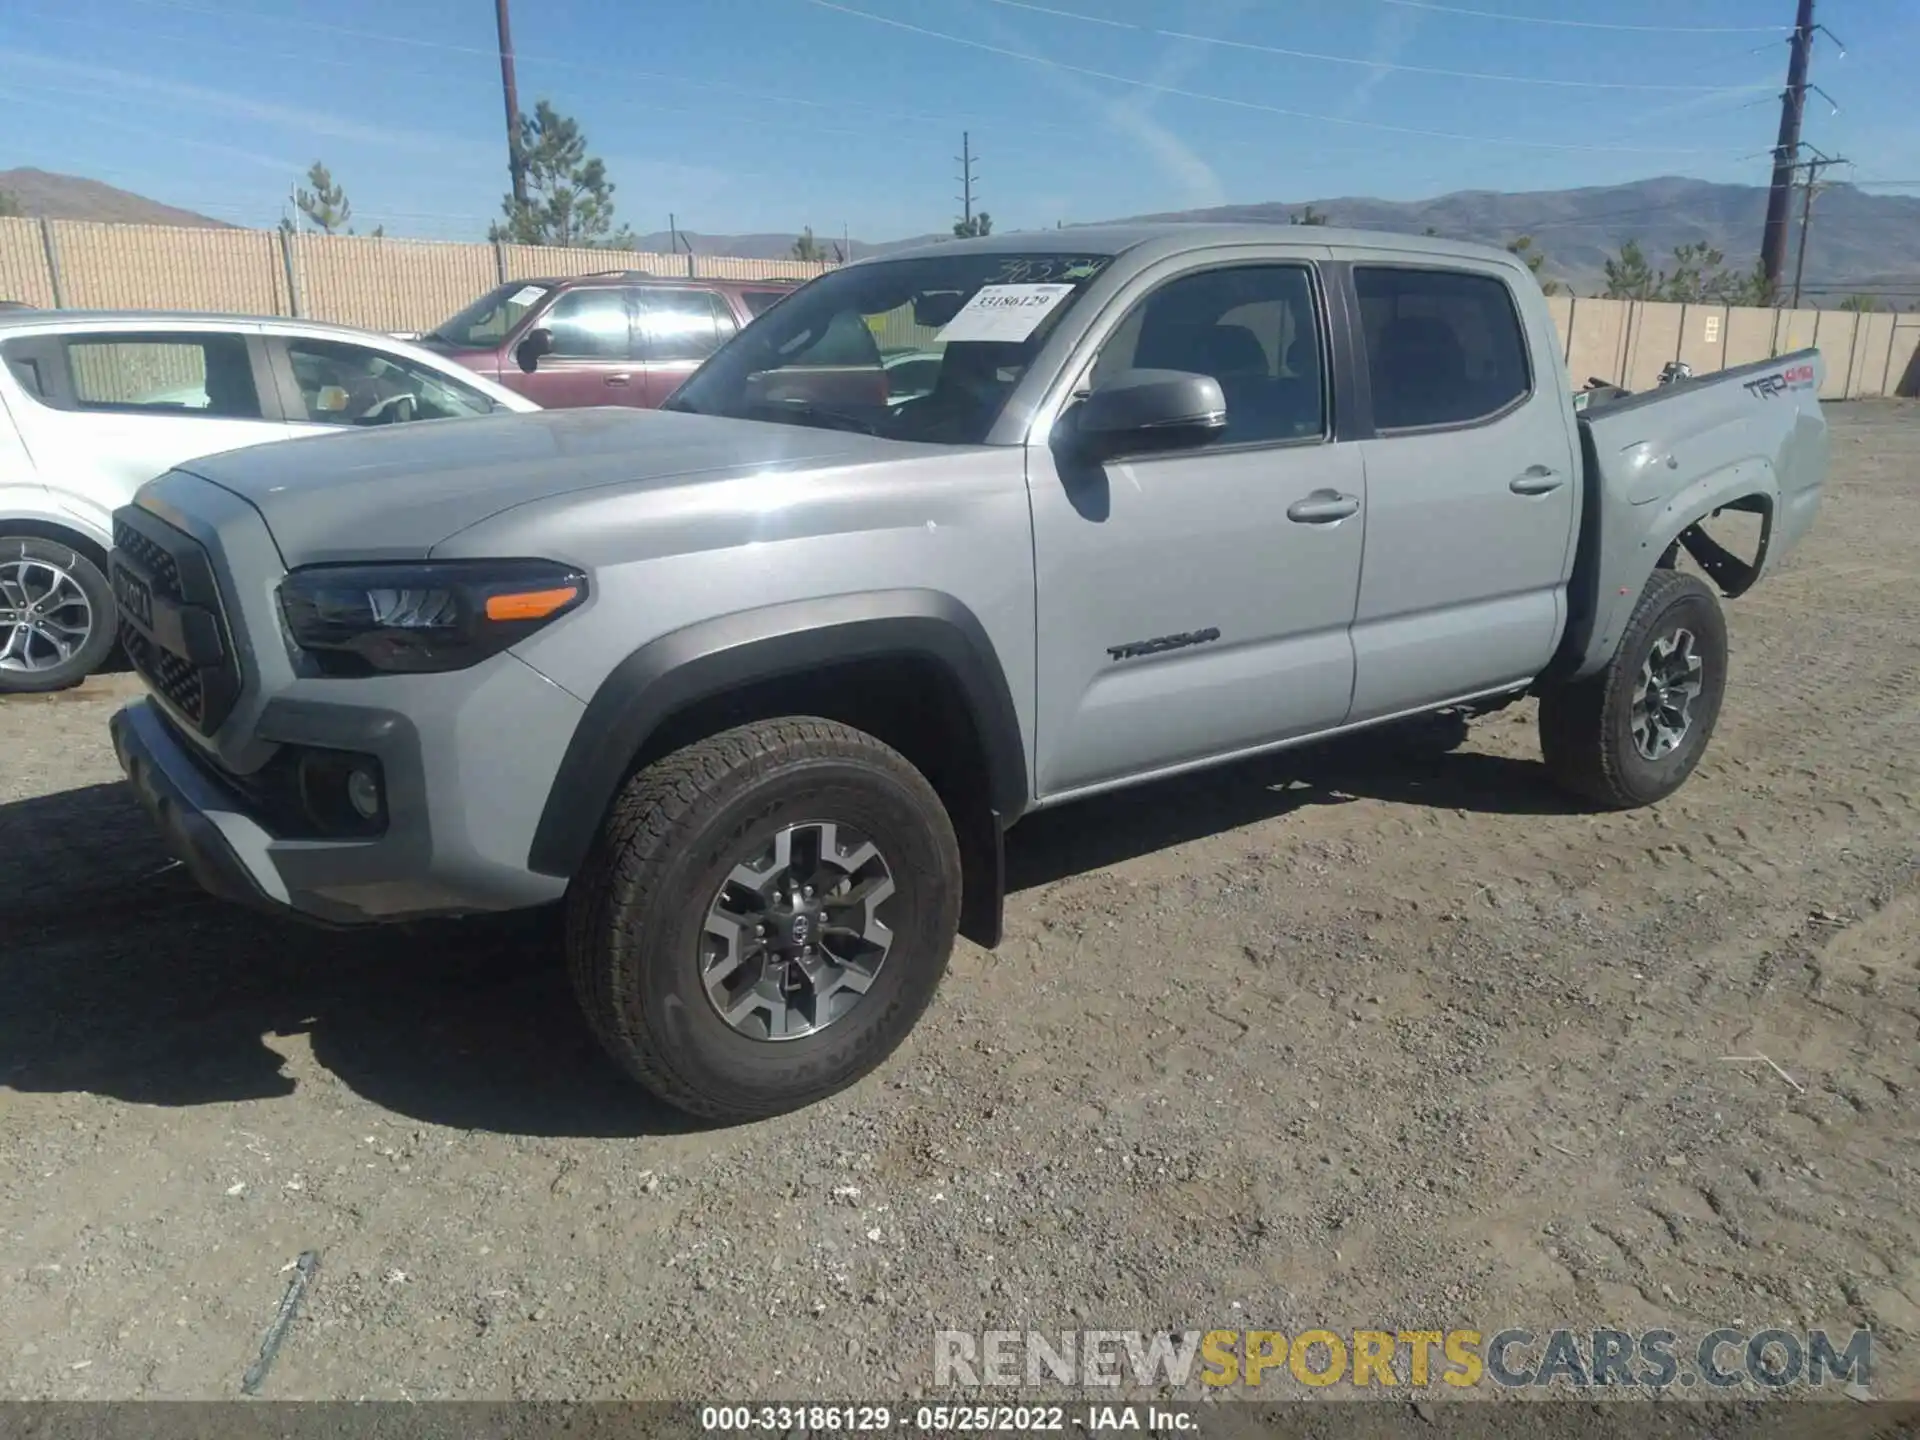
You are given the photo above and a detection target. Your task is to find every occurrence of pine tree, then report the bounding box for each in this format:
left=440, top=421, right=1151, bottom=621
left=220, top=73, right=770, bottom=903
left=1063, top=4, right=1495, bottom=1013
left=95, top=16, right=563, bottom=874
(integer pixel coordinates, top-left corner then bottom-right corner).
left=291, top=162, right=351, bottom=235
left=488, top=101, right=634, bottom=248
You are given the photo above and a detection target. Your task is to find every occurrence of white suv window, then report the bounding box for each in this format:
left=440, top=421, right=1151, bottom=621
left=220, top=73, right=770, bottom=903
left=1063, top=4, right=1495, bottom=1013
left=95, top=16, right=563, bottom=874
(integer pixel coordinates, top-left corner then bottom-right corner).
left=287, top=339, right=498, bottom=425
left=66, top=334, right=264, bottom=418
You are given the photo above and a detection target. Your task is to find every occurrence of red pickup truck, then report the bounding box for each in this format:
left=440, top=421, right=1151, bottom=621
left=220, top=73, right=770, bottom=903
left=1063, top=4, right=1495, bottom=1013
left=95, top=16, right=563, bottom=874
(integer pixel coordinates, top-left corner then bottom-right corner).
left=415, top=271, right=799, bottom=409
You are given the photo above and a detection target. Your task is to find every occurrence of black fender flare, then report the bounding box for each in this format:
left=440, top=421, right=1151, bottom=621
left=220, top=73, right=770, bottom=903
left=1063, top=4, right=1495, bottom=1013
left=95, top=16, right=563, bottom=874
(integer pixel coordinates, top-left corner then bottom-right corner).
left=526, top=589, right=1030, bottom=881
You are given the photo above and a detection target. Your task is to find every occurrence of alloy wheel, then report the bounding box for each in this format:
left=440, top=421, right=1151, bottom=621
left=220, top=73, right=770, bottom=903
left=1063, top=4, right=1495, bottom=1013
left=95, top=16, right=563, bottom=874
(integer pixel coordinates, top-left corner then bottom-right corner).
left=698, top=820, right=897, bottom=1041
left=0, top=556, right=94, bottom=674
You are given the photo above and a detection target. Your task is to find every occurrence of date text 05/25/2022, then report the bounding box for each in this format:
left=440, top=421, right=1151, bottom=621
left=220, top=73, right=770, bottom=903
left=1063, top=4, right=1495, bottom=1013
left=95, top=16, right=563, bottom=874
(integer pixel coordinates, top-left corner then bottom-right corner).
left=699, top=1404, right=1189, bottom=1433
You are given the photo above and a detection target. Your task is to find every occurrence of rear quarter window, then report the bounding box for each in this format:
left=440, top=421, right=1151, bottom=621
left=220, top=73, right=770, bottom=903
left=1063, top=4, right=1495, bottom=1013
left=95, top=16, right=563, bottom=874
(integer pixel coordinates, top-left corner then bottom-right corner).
left=743, top=288, right=797, bottom=317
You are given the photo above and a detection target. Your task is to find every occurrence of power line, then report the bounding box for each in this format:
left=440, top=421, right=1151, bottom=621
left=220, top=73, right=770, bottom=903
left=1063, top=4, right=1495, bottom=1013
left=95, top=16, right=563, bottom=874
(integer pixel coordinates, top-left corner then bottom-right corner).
left=804, top=0, right=1751, bottom=155
left=70, top=0, right=1124, bottom=144
left=1362, top=0, right=1791, bottom=33
left=984, top=0, right=1777, bottom=92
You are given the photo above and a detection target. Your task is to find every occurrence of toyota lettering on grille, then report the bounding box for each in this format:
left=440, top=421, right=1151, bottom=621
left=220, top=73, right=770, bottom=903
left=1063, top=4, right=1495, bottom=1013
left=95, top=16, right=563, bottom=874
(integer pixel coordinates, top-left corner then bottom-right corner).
left=112, top=563, right=154, bottom=629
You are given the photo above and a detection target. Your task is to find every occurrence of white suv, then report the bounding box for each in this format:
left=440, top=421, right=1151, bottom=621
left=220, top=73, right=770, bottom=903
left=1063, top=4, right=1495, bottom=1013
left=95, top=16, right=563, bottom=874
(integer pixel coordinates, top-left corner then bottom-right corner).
left=0, top=310, right=538, bottom=694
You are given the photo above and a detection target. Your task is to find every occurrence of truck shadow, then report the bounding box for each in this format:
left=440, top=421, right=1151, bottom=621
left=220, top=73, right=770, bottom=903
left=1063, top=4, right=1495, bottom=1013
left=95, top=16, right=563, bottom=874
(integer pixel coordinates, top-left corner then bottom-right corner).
left=0, top=713, right=1572, bottom=1138
left=1007, top=709, right=1574, bottom=891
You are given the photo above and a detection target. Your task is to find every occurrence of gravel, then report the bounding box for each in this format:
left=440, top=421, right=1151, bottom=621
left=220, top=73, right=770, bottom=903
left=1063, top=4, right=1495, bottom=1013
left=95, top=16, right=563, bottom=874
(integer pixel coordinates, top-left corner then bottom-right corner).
left=1, top=402, right=1916, bottom=1402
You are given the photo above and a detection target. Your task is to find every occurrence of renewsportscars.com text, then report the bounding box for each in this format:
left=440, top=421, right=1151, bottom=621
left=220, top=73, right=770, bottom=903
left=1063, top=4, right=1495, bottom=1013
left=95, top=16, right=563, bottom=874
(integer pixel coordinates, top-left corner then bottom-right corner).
left=934, top=1327, right=1873, bottom=1391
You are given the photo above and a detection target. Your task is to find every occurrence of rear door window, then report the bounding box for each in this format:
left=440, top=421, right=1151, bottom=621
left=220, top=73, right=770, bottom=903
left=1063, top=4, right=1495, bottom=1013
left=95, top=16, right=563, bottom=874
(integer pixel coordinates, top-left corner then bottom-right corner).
left=742, top=288, right=793, bottom=317
left=63, top=334, right=264, bottom=418
left=639, top=289, right=736, bottom=363
left=1355, top=267, right=1532, bottom=431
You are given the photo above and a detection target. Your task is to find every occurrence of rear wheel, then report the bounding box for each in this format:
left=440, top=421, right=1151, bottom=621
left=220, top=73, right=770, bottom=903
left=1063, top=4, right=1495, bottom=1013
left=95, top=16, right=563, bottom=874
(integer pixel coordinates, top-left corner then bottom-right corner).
left=565, top=717, right=962, bottom=1122
left=0, top=536, right=116, bottom=694
left=1538, top=569, right=1729, bottom=809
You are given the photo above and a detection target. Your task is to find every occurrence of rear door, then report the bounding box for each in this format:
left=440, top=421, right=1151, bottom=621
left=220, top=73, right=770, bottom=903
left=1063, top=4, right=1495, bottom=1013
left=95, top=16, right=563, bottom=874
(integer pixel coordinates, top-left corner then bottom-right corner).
left=637, top=286, right=738, bottom=406
left=1344, top=261, right=1580, bottom=721
left=510, top=285, right=640, bottom=408
left=0, top=327, right=285, bottom=540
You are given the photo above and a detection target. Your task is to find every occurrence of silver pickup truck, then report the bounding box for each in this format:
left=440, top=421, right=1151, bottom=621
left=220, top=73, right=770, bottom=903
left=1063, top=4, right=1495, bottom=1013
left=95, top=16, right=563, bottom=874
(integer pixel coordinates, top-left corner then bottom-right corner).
left=106, top=225, right=1829, bottom=1120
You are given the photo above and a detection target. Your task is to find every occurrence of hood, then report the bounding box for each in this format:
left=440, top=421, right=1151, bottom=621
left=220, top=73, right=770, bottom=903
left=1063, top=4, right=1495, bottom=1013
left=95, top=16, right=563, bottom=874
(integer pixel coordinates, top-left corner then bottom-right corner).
left=177, top=407, right=895, bottom=566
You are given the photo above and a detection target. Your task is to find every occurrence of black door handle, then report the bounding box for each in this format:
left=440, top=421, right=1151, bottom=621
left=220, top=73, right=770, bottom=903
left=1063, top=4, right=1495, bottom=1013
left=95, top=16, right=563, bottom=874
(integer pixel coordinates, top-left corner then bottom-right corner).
left=1286, top=490, right=1361, bottom=524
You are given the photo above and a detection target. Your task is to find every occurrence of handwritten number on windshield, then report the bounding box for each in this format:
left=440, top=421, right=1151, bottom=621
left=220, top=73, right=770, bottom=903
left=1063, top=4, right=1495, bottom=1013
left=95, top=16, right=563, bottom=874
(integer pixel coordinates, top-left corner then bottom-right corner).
left=992, top=257, right=1108, bottom=284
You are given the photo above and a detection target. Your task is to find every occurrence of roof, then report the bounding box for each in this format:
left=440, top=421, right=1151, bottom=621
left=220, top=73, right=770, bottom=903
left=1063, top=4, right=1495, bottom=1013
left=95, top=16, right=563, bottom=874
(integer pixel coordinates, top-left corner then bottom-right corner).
left=0, top=309, right=428, bottom=337
left=516, top=271, right=808, bottom=290
left=876, top=222, right=1520, bottom=270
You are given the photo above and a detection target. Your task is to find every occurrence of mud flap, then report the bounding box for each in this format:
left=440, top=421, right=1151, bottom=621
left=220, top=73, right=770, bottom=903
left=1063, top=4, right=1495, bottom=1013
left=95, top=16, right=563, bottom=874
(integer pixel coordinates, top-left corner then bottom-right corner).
left=958, top=814, right=1006, bottom=950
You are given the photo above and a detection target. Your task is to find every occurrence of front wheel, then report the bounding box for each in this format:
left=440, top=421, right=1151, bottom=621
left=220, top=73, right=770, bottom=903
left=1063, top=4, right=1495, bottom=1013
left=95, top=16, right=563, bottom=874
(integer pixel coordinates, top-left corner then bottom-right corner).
left=1538, top=569, right=1729, bottom=810
left=565, top=717, right=962, bottom=1122
left=0, top=537, right=117, bottom=694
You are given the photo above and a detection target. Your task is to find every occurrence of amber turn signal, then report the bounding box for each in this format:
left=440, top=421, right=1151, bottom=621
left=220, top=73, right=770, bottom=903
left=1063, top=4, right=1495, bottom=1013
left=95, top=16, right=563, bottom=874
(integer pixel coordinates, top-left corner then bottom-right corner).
left=485, top=585, right=581, bottom=622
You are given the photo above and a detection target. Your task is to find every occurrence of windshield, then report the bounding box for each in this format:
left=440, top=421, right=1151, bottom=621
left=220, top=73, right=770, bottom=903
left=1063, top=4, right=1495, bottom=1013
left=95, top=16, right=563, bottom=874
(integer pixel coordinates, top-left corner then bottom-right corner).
left=667, top=252, right=1113, bottom=445
left=425, top=281, right=551, bottom=348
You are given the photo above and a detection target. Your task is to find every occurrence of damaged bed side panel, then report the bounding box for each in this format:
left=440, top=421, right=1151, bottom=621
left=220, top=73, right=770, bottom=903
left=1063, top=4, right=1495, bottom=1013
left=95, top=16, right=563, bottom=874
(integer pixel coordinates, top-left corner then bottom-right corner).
left=1551, top=348, right=1830, bottom=684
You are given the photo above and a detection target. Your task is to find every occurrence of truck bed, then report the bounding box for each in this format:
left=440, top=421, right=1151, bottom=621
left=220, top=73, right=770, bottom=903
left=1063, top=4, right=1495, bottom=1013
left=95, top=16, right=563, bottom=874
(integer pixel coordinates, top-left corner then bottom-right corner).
left=1554, top=348, right=1830, bottom=682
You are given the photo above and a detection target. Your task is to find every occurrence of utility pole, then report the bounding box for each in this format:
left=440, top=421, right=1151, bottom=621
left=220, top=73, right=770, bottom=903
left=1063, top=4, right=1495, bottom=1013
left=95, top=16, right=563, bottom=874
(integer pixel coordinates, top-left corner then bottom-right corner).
left=1789, top=151, right=1848, bottom=309
left=955, top=131, right=978, bottom=236
left=1759, top=0, right=1816, bottom=301
left=495, top=0, right=527, bottom=208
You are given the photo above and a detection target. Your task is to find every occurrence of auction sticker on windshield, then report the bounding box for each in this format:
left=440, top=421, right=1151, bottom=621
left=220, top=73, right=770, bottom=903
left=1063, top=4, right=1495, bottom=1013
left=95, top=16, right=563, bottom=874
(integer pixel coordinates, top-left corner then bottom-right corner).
left=938, top=283, right=1076, bottom=343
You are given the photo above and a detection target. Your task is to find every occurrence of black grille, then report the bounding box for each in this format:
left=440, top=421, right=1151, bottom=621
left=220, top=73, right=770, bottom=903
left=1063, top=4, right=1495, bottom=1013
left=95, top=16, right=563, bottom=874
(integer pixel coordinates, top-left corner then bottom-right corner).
left=119, top=625, right=207, bottom=719
left=111, top=522, right=181, bottom=599
left=111, top=508, right=241, bottom=734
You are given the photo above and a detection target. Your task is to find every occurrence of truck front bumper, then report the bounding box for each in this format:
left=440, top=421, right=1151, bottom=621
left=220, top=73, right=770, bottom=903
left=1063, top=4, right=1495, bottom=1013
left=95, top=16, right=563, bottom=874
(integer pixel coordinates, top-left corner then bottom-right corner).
left=111, top=696, right=301, bottom=920
left=110, top=696, right=569, bottom=925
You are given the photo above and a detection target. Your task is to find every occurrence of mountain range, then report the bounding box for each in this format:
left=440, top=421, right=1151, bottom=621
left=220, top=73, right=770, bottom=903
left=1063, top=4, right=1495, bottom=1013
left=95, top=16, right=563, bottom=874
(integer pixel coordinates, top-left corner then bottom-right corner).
left=5, top=168, right=1915, bottom=303
left=637, top=177, right=1920, bottom=303
left=0, top=167, right=233, bottom=228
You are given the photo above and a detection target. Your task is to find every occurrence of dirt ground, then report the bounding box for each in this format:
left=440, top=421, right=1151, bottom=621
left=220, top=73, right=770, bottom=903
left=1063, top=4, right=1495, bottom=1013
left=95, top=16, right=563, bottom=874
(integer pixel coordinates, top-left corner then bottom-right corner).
left=2, top=402, right=1916, bottom=1406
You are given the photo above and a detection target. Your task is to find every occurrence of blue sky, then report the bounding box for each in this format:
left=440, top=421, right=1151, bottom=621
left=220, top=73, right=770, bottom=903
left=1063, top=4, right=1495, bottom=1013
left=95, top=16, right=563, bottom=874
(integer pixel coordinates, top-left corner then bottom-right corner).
left=1, top=0, right=1914, bottom=242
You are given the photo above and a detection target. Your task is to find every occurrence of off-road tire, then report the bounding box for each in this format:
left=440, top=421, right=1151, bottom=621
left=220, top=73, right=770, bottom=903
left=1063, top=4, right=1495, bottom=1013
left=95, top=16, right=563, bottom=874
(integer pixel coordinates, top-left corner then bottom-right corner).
left=0, top=536, right=116, bottom=695
left=564, top=717, right=962, bottom=1122
left=1538, top=569, right=1729, bottom=810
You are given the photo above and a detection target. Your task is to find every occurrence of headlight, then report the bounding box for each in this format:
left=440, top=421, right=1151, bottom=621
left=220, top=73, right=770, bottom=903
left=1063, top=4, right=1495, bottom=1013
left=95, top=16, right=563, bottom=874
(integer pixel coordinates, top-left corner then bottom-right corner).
left=278, top=559, right=587, bottom=675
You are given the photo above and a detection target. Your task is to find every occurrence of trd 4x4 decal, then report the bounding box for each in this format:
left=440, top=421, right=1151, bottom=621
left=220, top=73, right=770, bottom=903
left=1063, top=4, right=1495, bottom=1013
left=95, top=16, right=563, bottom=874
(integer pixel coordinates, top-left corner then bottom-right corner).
left=1743, top=363, right=1815, bottom=400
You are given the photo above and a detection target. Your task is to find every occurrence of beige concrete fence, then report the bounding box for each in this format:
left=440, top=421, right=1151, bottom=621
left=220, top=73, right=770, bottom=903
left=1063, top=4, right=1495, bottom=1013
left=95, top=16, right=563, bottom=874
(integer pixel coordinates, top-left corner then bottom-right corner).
left=2, top=216, right=1916, bottom=397
left=0, top=217, right=832, bottom=334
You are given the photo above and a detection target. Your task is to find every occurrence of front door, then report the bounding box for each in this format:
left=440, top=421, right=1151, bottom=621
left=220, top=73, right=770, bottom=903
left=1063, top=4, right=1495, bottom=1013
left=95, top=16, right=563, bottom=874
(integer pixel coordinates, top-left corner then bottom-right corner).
left=1344, top=262, right=1581, bottom=720
left=510, top=285, right=641, bottom=408
left=1029, top=259, right=1367, bottom=798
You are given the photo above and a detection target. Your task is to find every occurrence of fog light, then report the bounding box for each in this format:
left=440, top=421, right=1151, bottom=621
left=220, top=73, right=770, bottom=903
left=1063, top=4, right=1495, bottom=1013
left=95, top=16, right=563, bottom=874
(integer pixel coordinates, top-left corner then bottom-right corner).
left=295, top=749, right=386, bottom=836
left=346, top=767, right=382, bottom=821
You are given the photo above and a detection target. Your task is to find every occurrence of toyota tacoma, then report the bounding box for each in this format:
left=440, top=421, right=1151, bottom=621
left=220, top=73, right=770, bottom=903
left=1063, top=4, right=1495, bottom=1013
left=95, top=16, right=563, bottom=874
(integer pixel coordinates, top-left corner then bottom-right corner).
left=106, top=226, right=1830, bottom=1120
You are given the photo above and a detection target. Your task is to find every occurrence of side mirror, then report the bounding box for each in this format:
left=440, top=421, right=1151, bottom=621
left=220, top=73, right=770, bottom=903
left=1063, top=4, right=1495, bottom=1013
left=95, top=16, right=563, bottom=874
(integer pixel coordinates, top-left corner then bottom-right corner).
left=515, top=327, right=553, bottom=373
left=1069, top=368, right=1227, bottom=459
